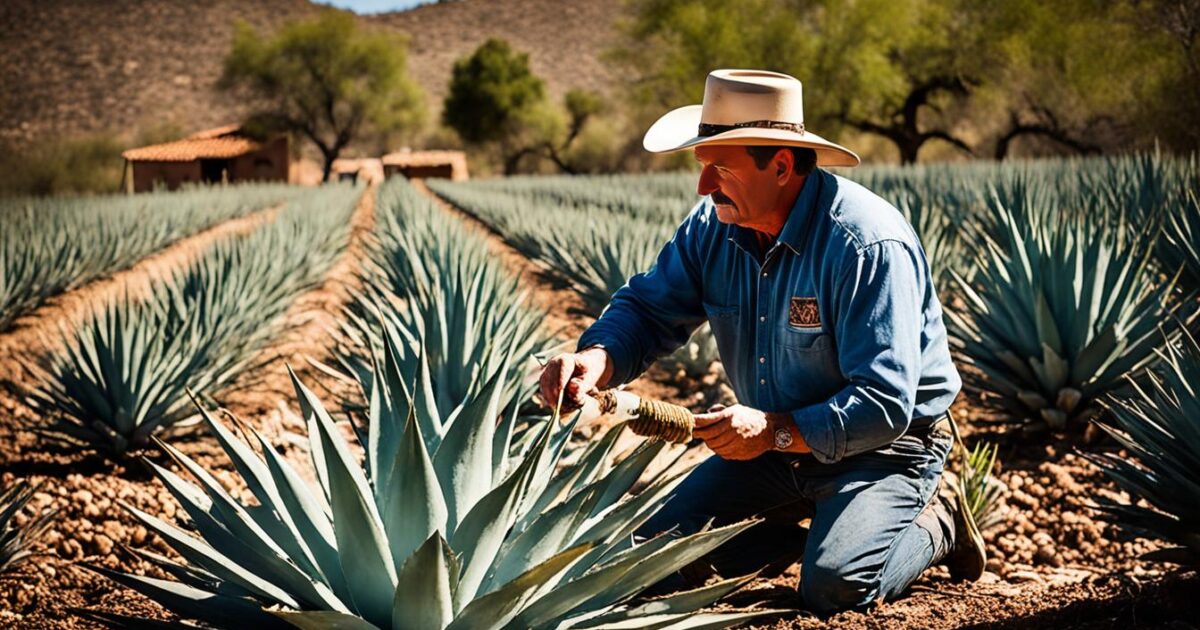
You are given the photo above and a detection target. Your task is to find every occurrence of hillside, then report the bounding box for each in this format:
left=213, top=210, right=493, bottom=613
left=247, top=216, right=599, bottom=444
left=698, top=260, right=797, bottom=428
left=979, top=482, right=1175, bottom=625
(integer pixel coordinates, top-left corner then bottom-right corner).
left=0, top=0, right=623, bottom=149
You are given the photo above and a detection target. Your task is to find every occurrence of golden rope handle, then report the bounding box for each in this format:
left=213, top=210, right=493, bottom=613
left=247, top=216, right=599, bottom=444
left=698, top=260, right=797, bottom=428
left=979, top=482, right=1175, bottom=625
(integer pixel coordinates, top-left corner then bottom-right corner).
left=592, top=390, right=695, bottom=444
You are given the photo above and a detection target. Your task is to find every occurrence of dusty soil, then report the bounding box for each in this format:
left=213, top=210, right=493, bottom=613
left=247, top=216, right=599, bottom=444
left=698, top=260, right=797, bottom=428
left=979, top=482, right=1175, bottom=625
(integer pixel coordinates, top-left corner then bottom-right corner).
left=0, top=183, right=1193, bottom=628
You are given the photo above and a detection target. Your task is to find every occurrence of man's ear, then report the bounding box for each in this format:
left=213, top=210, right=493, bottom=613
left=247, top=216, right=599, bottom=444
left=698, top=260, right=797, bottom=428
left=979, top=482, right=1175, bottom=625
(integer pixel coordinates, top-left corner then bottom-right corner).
left=775, top=149, right=794, bottom=183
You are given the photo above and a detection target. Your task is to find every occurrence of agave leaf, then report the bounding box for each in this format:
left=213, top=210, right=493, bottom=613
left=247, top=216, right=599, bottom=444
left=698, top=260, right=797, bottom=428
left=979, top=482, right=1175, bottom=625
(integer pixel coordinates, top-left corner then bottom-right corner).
left=487, top=485, right=603, bottom=593
left=570, top=574, right=759, bottom=627
left=292, top=368, right=397, bottom=621
left=433, top=366, right=505, bottom=530
left=506, top=532, right=679, bottom=629
left=270, top=610, right=381, bottom=630
left=83, top=564, right=292, bottom=630
left=383, top=408, right=448, bottom=569
left=392, top=533, right=454, bottom=630
left=567, top=610, right=789, bottom=630
left=449, top=419, right=552, bottom=611
left=448, top=543, right=592, bottom=630
left=122, top=499, right=303, bottom=609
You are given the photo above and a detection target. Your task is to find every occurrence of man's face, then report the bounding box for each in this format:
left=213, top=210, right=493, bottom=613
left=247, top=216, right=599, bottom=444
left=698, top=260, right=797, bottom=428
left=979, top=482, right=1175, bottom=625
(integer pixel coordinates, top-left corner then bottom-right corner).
left=694, top=145, right=785, bottom=229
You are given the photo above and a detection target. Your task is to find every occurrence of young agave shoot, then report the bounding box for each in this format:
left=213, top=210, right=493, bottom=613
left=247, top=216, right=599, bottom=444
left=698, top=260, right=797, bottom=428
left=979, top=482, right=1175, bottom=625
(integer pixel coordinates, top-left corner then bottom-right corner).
left=581, top=389, right=694, bottom=443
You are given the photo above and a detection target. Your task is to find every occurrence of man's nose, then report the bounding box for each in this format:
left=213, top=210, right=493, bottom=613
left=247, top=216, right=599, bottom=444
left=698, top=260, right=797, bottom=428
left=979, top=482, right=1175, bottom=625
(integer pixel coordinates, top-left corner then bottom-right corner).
left=697, top=164, right=719, bottom=197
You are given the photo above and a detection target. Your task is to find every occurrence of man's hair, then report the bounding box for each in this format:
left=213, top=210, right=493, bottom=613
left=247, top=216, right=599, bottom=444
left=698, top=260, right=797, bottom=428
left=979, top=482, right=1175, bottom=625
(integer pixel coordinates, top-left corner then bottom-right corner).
left=745, top=146, right=818, bottom=176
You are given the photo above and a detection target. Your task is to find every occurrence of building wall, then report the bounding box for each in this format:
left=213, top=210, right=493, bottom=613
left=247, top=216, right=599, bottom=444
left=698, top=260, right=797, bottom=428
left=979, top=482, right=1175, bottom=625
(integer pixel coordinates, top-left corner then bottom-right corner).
left=229, top=137, right=288, bottom=183
left=130, top=160, right=202, bottom=192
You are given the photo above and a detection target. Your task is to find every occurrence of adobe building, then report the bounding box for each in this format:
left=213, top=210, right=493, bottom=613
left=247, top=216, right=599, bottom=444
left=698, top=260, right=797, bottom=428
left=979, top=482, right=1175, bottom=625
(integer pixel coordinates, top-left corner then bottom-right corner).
left=381, top=150, right=469, bottom=181
left=331, top=157, right=384, bottom=185
left=121, top=124, right=288, bottom=192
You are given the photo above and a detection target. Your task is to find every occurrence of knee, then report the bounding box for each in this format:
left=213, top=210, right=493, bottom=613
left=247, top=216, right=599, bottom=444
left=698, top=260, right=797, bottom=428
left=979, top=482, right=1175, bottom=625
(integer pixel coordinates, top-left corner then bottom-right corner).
left=800, top=559, right=879, bottom=615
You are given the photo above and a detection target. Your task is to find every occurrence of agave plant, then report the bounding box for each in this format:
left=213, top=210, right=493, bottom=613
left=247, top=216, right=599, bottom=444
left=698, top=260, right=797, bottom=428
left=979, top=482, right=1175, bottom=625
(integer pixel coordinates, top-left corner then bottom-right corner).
left=86, top=328, right=780, bottom=629
left=660, top=323, right=723, bottom=381
left=330, top=180, right=553, bottom=420
left=958, top=442, right=1006, bottom=532
left=1087, top=328, right=1200, bottom=564
left=946, top=187, right=1192, bottom=432
left=1, top=480, right=56, bottom=574
left=25, top=185, right=359, bottom=455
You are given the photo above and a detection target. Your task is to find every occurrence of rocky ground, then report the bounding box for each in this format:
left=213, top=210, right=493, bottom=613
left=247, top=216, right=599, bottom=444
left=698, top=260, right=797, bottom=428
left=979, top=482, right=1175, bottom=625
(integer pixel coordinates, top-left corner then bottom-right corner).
left=0, top=182, right=1195, bottom=628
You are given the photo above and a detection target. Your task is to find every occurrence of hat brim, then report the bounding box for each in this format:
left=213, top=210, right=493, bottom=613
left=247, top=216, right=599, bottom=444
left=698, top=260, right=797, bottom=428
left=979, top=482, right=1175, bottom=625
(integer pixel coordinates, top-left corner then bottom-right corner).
left=643, top=104, right=861, bottom=168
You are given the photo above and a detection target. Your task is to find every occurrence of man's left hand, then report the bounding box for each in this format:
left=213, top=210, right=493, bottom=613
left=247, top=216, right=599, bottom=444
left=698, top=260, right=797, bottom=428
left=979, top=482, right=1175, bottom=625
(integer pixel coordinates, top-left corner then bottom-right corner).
left=693, top=404, right=789, bottom=460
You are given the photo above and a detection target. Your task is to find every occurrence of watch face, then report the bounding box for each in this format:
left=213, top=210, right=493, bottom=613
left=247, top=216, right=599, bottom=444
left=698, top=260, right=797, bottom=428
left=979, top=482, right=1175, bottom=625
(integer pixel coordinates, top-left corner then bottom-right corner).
left=774, top=427, right=793, bottom=450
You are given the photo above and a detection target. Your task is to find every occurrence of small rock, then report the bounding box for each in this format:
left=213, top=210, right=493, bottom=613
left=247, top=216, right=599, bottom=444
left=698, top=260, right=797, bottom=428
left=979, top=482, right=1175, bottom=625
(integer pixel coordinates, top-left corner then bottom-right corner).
left=1007, top=570, right=1044, bottom=584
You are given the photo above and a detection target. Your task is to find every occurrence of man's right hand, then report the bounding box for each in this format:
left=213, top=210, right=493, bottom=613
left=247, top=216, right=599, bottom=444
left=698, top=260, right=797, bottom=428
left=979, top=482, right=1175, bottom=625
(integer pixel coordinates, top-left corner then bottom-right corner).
left=538, top=346, right=614, bottom=411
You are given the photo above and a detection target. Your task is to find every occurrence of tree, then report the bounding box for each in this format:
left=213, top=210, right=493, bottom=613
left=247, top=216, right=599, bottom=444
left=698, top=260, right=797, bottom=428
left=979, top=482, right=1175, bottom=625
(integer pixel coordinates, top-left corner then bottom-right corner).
left=220, top=11, right=425, bottom=182
left=443, top=38, right=550, bottom=174
left=613, top=0, right=996, bottom=164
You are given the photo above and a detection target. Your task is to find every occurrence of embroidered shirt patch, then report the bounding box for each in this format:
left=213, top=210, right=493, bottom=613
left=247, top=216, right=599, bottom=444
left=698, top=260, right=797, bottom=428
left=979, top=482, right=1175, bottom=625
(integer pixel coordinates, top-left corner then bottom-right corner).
left=789, top=297, right=821, bottom=329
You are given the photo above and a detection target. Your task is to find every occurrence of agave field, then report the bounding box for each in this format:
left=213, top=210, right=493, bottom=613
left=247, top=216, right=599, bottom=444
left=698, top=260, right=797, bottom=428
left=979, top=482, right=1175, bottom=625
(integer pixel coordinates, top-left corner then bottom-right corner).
left=0, top=155, right=1197, bottom=628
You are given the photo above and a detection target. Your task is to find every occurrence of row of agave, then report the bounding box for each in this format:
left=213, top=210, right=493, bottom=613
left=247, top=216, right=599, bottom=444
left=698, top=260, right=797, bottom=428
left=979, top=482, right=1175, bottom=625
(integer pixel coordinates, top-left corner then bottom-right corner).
left=0, top=183, right=295, bottom=331
left=329, top=181, right=553, bottom=420
left=425, top=178, right=724, bottom=379
left=21, top=184, right=360, bottom=456
left=81, top=178, right=781, bottom=628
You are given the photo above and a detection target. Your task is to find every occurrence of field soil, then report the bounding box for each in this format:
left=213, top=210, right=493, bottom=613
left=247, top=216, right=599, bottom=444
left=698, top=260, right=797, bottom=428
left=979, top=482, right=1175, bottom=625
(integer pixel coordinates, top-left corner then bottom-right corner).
left=0, top=182, right=1195, bottom=628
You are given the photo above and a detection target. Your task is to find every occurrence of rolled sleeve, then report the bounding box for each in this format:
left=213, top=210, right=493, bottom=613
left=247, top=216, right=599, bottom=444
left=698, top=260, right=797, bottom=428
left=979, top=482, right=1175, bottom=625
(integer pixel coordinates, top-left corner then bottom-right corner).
left=577, top=207, right=709, bottom=386
left=791, top=240, right=925, bottom=463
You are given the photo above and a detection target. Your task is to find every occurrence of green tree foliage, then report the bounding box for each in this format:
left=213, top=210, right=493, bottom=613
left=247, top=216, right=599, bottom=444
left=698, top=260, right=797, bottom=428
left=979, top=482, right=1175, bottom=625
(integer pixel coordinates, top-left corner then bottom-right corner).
left=613, top=0, right=1200, bottom=163
left=220, top=10, right=425, bottom=182
left=443, top=39, right=552, bottom=174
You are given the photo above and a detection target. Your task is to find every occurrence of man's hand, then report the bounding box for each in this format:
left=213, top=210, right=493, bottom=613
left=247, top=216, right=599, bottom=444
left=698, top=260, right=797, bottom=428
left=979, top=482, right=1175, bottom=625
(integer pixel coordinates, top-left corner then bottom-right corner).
left=693, top=404, right=809, bottom=460
left=539, top=347, right=614, bottom=412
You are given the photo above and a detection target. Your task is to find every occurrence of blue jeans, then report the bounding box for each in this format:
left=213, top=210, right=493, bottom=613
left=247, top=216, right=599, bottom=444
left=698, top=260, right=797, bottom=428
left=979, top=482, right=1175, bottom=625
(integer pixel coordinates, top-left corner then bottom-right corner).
left=637, top=424, right=955, bottom=614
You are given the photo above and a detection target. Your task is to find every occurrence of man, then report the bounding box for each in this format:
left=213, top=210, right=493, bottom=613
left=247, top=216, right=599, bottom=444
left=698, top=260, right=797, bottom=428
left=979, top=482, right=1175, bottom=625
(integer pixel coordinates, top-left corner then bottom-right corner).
left=539, top=69, right=986, bottom=614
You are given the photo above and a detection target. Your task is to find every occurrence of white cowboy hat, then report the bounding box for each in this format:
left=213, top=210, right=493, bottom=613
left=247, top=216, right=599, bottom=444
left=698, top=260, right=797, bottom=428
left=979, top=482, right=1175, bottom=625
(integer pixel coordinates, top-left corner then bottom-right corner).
left=642, top=69, right=860, bottom=167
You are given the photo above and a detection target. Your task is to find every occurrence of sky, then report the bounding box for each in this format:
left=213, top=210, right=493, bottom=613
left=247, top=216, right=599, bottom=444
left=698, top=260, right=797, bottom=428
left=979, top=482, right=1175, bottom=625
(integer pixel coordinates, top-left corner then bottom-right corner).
left=313, top=0, right=435, bottom=14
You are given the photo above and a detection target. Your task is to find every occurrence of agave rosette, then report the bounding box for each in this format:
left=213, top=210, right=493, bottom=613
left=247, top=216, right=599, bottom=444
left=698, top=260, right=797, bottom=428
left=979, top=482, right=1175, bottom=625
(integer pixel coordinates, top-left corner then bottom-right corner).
left=1087, top=328, right=1200, bottom=564
left=946, top=185, right=1191, bottom=431
left=87, top=327, right=779, bottom=628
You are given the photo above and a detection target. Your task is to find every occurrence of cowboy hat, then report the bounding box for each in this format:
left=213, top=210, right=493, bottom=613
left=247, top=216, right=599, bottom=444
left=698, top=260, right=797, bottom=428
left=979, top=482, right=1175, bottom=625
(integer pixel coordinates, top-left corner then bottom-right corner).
left=642, top=69, right=860, bottom=167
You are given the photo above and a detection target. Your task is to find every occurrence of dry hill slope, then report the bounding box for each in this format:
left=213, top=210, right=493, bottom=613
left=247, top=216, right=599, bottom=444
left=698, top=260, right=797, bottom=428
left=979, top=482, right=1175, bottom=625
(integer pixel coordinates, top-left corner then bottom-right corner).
left=0, top=0, right=623, bottom=149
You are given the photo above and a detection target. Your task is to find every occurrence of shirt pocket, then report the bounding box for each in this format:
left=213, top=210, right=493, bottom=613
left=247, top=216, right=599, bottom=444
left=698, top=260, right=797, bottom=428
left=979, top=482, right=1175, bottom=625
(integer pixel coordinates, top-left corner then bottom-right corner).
left=772, top=330, right=844, bottom=408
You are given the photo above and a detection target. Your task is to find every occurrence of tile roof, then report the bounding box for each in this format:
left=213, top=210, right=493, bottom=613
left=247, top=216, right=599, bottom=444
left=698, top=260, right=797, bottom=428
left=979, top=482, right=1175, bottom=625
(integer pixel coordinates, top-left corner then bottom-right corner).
left=122, top=124, right=264, bottom=162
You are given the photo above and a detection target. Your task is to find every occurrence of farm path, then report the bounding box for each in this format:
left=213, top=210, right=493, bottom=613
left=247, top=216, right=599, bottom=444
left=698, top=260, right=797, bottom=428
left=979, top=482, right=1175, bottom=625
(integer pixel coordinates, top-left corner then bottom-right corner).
left=0, top=202, right=282, bottom=465
left=219, top=182, right=377, bottom=436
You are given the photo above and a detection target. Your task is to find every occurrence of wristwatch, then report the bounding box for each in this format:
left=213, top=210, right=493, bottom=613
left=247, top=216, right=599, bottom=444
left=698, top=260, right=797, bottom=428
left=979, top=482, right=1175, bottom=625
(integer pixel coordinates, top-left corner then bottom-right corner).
left=773, top=426, right=794, bottom=450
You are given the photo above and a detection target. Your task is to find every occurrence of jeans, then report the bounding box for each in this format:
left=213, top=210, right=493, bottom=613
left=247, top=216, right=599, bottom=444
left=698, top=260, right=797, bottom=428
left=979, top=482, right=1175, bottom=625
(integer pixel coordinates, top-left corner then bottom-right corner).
left=636, top=422, right=955, bottom=614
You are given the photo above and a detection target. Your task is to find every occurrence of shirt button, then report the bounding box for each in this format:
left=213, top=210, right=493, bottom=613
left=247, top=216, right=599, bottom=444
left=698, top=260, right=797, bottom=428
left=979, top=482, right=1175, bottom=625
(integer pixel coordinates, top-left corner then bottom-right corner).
left=762, top=271, right=768, bottom=277
left=759, top=356, right=766, bottom=364
left=759, top=378, right=766, bottom=385
left=759, top=316, right=766, bottom=322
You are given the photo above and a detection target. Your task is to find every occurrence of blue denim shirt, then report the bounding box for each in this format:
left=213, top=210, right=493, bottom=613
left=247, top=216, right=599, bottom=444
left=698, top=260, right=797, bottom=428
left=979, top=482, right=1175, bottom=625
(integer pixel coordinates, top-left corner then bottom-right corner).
left=578, top=168, right=961, bottom=463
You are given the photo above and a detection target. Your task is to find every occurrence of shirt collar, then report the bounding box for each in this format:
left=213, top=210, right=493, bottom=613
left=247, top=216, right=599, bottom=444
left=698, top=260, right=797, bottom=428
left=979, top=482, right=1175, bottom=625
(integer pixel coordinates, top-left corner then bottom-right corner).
left=726, top=168, right=823, bottom=257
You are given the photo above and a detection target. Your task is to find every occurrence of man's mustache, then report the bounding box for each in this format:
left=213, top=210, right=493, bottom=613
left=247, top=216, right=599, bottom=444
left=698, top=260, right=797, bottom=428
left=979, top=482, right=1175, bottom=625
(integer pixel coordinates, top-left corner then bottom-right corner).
left=711, top=192, right=736, bottom=208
